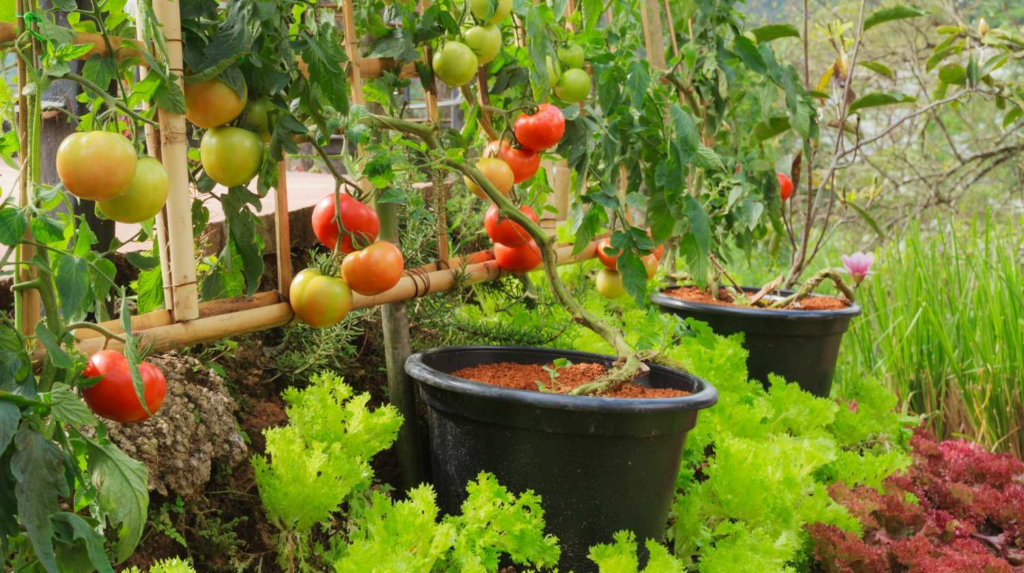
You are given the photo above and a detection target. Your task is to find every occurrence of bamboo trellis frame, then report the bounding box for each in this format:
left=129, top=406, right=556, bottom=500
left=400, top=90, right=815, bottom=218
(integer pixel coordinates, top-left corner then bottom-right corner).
left=10, top=0, right=672, bottom=358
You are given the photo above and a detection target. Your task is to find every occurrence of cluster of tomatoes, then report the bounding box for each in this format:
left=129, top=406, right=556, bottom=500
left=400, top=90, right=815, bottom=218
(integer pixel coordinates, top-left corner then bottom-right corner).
left=475, top=105, right=567, bottom=273
left=548, top=43, right=590, bottom=104
left=290, top=192, right=405, bottom=328
left=55, top=131, right=170, bottom=224
left=593, top=235, right=664, bottom=299
left=185, top=78, right=270, bottom=188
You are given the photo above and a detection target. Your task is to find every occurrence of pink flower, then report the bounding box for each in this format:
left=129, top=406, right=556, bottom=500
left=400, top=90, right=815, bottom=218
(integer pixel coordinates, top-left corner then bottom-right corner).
left=841, top=252, right=874, bottom=284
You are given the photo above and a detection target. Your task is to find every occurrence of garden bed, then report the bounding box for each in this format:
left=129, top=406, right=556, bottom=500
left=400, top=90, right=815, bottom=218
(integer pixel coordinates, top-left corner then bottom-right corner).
left=664, top=285, right=852, bottom=311
left=451, top=361, right=691, bottom=398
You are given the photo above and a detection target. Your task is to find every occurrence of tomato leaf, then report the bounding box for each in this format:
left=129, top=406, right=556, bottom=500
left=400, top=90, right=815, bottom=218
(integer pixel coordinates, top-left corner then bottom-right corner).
left=617, top=248, right=648, bottom=306
left=751, top=24, right=800, bottom=43
left=51, top=513, right=114, bottom=573
left=862, top=5, right=928, bottom=32
left=0, top=402, right=18, bottom=455
left=0, top=206, right=26, bottom=246
left=302, top=29, right=351, bottom=115
left=134, top=265, right=164, bottom=314
left=83, top=435, right=149, bottom=562
left=11, top=424, right=69, bottom=573
left=221, top=188, right=265, bottom=296
left=35, top=325, right=72, bottom=369
left=55, top=255, right=89, bottom=322
left=751, top=115, right=791, bottom=142
left=48, top=384, right=99, bottom=427
left=671, top=105, right=700, bottom=164
left=626, top=60, right=649, bottom=109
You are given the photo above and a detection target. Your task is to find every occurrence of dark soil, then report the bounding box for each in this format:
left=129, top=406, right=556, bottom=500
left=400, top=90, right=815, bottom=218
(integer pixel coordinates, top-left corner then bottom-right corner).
left=451, top=361, right=691, bottom=399
left=664, top=286, right=851, bottom=311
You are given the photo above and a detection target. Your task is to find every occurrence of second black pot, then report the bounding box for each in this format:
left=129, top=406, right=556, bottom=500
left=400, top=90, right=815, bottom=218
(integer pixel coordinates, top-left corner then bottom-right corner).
left=652, top=288, right=861, bottom=397
left=405, top=346, right=718, bottom=573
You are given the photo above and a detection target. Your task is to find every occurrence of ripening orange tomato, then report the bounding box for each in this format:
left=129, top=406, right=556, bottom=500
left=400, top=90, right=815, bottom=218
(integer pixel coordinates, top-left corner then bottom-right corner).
left=341, top=241, right=405, bottom=296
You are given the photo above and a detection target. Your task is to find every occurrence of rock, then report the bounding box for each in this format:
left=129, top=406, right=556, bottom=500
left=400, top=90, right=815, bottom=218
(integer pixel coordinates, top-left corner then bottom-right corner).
left=104, top=352, right=248, bottom=497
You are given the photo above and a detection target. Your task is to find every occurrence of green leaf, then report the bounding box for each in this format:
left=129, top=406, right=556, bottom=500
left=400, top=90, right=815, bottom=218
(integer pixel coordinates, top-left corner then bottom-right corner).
left=0, top=206, right=27, bottom=246
left=938, top=63, right=967, bottom=85
left=863, top=5, right=928, bottom=32
left=154, top=76, right=187, bottom=115
left=134, top=265, right=164, bottom=314
left=1003, top=107, right=1023, bottom=129
left=49, top=384, right=99, bottom=427
left=679, top=232, right=709, bottom=288
left=848, top=91, right=916, bottom=113
left=617, top=249, right=648, bottom=305
left=51, top=0, right=78, bottom=10
left=626, top=60, right=649, bottom=109
left=845, top=200, right=885, bottom=239
left=55, top=255, right=90, bottom=321
left=221, top=188, right=265, bottom=296
left=35, top=324, right=72, bottom=369
left=37, top=19, right=75, bottom=44
left=0, top=402, right=18, bottom=453
left=671, top=105, right=700, bottom=164
left=733, top=35, right=767, bottom=75
left=81, top=56, right=118, bottom=99
left=365, top=155, right=396, bottom=189
left=860, top=61, right=895, bottom=79
left=694, top=146, right=725, bottom=172
left=30, top=214, right=66, bottom=244
left=303, top=30, right=350, bottom=115
left=750, top=24, right=800, bottom=43
left=751, top=115, right=791, bottom=142
left=84, top=436, right=149, bottom=562
left=12, top=424, right=69, bottom=573
left=52, top=513, right=114, bottom=573
left=683, top=195, right=711, bottom=257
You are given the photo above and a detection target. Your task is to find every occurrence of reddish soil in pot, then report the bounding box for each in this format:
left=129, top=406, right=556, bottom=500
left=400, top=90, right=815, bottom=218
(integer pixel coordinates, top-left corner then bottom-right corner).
left=451, top=362, right=690, bottom=399
left=664, top=286, right=851, bottom=311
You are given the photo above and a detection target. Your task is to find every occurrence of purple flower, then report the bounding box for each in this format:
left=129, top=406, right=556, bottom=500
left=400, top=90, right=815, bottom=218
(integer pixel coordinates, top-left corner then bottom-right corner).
left=841, top=252, right=874, bottom=284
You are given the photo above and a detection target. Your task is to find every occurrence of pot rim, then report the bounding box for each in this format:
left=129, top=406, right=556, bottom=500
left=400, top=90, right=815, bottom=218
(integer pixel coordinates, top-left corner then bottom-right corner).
left=406, top=345, right=719, bottom=414
left=651, top=286, right=862, bottom=321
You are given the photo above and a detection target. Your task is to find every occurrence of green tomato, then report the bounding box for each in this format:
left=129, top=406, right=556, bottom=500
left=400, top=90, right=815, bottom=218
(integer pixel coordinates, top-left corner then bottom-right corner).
left=557, top=43, right=585, bottom=69
left=240, top=97, right=274, bottom=143
left=545, top=56, right=561, bottom=86
left=200, top=127, right=264, bottom=188
left=464, top=25, right=502, bottom=65
left=469, top=0, right=511, bottom=24
left=97, top=157, right=169, bottom=223
left=554, top=68, right=592, bottom=103
left=432, top=41, right=479, bottom=87
left=596, top=268, right=626, bottom=299
left=289, top=268, right=353, bottom=328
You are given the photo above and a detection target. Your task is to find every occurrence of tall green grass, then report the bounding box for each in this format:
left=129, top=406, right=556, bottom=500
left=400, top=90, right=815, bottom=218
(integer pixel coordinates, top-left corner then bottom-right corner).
left=836, top=221, right=1024, bottom=457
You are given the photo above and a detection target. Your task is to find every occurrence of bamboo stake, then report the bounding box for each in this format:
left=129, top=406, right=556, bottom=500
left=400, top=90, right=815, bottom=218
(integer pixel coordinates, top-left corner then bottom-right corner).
left=14, top=0, right=40, bottom=338
left=151, top=0, right=199, bottom=321
left=135, top=7, right=175, bottom=312
left=71, top=292, right=282, bottom=342
left=275, top=159, right=293, bottom=297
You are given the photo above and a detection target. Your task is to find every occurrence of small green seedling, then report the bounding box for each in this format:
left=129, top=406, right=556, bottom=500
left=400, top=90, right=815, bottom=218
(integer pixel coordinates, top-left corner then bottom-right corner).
left=536, top=358, right=572, bottom=392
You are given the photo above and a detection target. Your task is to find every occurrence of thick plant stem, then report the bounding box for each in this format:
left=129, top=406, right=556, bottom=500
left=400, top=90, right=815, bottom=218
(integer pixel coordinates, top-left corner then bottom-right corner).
left=770, top=268, right=856, bottom=309
left=367, top=115, right=640, bottom=392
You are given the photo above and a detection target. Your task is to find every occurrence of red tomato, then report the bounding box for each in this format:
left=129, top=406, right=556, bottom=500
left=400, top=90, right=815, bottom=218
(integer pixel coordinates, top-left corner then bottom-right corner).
left=495, top=240, right=542, bottom=273
left=484, top=140, right=541, bottom=184
left=484, top=204, right=538, bottom=247
left=341, top=241, right=405, bottom=296
left=778, top=173, right=794, bottom=202
left=513, top=104, right=565, bottom=152
left=312, top=193, right=380, bottom=253
left=82, top=350, right=167, bottom=423
left=596, top=237, right=619, bottom=270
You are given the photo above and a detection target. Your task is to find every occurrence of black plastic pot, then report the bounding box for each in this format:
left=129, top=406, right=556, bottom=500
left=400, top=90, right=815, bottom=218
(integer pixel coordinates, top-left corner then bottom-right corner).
left=405, top=346, right=717, bottom=573
left=651, top=287, right=861, bottom=397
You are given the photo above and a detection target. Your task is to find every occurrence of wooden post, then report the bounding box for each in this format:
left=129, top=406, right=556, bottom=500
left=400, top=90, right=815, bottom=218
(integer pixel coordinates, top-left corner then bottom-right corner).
left=151, top=0, right=199, bottom=322
left=343, top=0, right=423, bottom=489
left=275, top=160, right=293, bottom=297
left=14, top=0, right=40, bottom=337
left=639, top=0, right=667, bottom=69
left=136, top=6, right=174, bottom=311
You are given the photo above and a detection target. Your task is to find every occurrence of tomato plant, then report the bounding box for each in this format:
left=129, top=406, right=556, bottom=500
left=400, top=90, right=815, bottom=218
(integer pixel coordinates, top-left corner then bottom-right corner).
left=289, top=268, right=353, bottom=328
left=97, top=157, right=170, bottom=224
left=83, top=350, right=168, bottom=424
left=513, top=104, right=565, bottom=152
left=200, top=127, right=264, bottom=188
left=184, top=78, right=247, bottom=129
left=485, top=204, right=538, bottom=247
left=311, top=193, right=381, bottom=254
left=484, top=140, right=541, bottom=184
left=494, top=240, right=542, bottom=273
left=341, top=241, right=405, bottom=296
left=56, top=131, right=138, bottom=201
